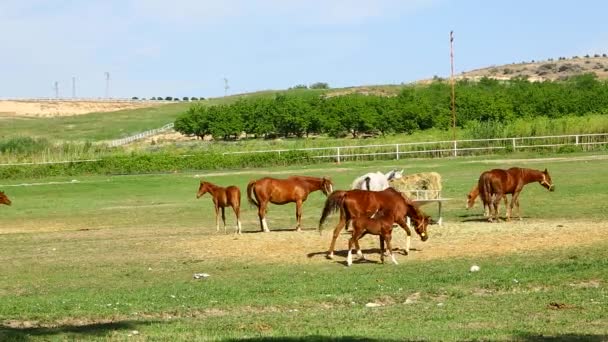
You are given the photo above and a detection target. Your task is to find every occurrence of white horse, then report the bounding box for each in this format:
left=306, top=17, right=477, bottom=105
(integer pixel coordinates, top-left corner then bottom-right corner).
left=351, top=170, right=404, bottom=191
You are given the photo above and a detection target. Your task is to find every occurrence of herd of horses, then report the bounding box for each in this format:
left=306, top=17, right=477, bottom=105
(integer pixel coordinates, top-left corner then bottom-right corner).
left=1, top=166, right=554, bottom=266
left=194, top=166, right=554, bottom=266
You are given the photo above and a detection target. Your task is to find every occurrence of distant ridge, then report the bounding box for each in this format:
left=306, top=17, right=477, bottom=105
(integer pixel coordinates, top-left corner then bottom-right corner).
left=441, top=55, right=608, bottom=83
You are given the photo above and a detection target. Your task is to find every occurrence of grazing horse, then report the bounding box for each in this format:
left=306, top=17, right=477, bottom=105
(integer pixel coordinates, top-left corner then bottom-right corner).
left=247, top=176, right=333, bottom=232
left=0, top=191, right=11, bottom=206
left=351, top=170, right=404, bottom=191
left=347, top=209, right=399, bottom=266
left=466, top=185, right=507, bottom=217
left=478, top=167, right=555, bottom=222
left=319, top=187, right=430, bottom=259
left=196, top=180, right=242, bottom=234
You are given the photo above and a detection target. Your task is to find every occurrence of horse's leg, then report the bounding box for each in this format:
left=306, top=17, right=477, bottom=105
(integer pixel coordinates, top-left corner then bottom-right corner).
left=511, top=191, right=522, bottom=221
left=258, top=201, right=270, bottom=232
left=356, top=231, right=366, bottom=260
left=346, top=233, right=355, bottom=267
left=395, top=217, right=411, bottom=255
left=385, top=231, right=398, bottom=265
left=221, top=207, right=227, bottom=234
left=295, top=199, right=303, bottom=232
left=232, top=204, right=242, bottom=235
left=327, top=217, right=348, bottom=259
left=491, top=192, right=503, bottom=222
left=214, top=203, right=220, bottom=232
left=379, top=235, right=385, bottom=264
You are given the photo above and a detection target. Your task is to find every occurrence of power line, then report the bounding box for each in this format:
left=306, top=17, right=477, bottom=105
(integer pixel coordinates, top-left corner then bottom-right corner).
left=449, top=31, right=456, bottom=134
left=223, top=77, right=230, bottom=97
left=53, top=81, right=59, bottom=98
left=105, top=72, right=110, bottom=98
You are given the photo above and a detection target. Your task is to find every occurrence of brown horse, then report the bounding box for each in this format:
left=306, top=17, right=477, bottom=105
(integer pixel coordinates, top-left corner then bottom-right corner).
left=247, top=176, right=333, bottom=232
left=0, top=191, right=11, bottom=206
left=197, top=180, right=242, bottom=234
left=466, top=185, right=507, bottom=217
left=478, top=167, right=555, bottom=222
left=347, top=209, right=399, bottom=266
left=319, top=187, right=430, bottom=259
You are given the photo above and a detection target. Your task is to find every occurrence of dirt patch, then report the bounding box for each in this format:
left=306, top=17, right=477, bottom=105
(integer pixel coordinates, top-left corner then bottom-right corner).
left=176, top=219, right=608, bottom=264
left=0, top=100, right=164, bottom=117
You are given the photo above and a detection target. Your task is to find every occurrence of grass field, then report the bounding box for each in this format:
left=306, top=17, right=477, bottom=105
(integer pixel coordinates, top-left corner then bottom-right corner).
left=1, top=153, right=607, bottom=341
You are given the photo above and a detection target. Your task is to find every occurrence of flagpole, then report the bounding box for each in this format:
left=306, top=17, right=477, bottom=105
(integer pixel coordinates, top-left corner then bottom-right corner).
left=450, top=30, right=457, bottom=154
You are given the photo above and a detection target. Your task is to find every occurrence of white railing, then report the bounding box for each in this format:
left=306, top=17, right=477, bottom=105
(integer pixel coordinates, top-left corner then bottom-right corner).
left=108, top=123, right=175, bottom=147
left=222, top=133, right=608, bottom=162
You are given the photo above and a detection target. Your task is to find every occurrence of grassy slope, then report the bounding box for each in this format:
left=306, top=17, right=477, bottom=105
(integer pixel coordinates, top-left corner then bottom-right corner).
left=0, top=89, right=330, bottom=143
left=1, top=153, right=607, bottom=340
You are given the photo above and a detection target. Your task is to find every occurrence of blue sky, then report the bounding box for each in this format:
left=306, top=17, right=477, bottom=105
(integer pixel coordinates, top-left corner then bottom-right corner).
left=1, top=0, right=606, bottom=99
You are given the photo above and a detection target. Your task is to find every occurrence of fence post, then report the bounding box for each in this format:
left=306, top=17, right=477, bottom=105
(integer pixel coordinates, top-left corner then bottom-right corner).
left=395, top=144, right=400, bottom=160
left=575, top=135, right=579, bottom=145
left=453, top=141, right=457, bottom=157
left=336, top=147, right=341, bottom=164
left=512, top=138, right=516, bottom=150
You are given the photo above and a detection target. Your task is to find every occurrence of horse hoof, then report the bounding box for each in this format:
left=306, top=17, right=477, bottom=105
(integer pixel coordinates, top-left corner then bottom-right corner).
left=326, top=254, right=334, bottom=260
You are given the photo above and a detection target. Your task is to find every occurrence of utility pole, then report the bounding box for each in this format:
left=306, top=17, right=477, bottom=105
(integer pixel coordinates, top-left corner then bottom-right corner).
left=223, top=77, right=229, bottom=97
left=72, top=77, right=76, bottom=98
left=53, top=81, right=59, bottom=98
left=450, top=30, right=456, bottom=143
left=105, top=72, right=110, bottom=98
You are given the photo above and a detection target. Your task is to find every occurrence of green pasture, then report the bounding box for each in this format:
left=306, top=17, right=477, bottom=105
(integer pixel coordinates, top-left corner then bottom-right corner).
left=1, top=154, right=608, bottom=341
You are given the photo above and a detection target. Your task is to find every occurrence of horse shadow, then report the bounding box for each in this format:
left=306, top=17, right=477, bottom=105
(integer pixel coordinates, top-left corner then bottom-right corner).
left=459, top=215, right=531, bottom=223
left=0, top=320, right=159, bottom=341
left=239, top=226, right=320, bottom=234
left=307, top=247, right=419, bottom=261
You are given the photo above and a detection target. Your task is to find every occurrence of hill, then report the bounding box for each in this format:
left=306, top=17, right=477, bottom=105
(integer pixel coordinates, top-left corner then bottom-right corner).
left=454, top=55, right=608, bottom=82
left=0, top=99, right=165, bottom=117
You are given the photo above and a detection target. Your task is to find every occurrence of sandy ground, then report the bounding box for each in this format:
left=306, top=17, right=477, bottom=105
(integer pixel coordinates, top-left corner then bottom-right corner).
left=177, top=218, right=608, bottom=265
left=0, top=100, right=163, bottom=117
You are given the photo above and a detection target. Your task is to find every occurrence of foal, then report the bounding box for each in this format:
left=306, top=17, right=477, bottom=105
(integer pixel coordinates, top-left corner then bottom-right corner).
left=196, top=181, right=242, bottom=234
left=466, top=185, right=507, bottom=217
left=347, top=209, right=398, bottom=266
left=0, top=191, right=11, bottom=206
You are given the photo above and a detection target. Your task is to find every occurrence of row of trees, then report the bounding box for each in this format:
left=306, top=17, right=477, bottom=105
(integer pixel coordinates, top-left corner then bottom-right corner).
left=174, top=74, right=608, bottom=140
left=131, top=97, right=205, bottom=101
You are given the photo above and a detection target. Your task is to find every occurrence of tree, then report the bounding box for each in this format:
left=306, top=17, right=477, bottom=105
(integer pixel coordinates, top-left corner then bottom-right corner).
left=182, top=97, right=190, bottom=101
left=310, top=82, right=329, bottom=89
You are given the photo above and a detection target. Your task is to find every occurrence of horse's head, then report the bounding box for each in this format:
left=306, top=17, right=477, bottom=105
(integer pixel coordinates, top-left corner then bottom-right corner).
left=408, top=204, right=430, bottom=241
left=466, top=186, right=479, bottom=209
left=196, top=181, right=210, bottom=198
left=393, top=169, right=404, bottom=180
left=540, top=168, right=555, bottom=192
left=321, top=177, right=334, bottom=196
left=0, top=191, right=11, bottom=206
left=386, top=169, right=404, bottom=181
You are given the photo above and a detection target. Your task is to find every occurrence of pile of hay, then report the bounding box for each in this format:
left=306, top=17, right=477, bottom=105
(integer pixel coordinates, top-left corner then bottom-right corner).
left=389, top=172, right=442, bottom=200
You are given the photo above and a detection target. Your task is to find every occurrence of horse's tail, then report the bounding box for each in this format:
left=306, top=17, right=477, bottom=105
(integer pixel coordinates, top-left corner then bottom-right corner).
left=246, top=180, right=259, bottom=208
left=478, top=172, right=492, bottom=206
left=318, top=190, right=347, bottom=231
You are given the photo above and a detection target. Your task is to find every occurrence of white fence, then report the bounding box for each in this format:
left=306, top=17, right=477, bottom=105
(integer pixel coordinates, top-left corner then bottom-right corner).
left=108, top=123, right=175, bottom=147
left=222, top=133, right=608, bottom=162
